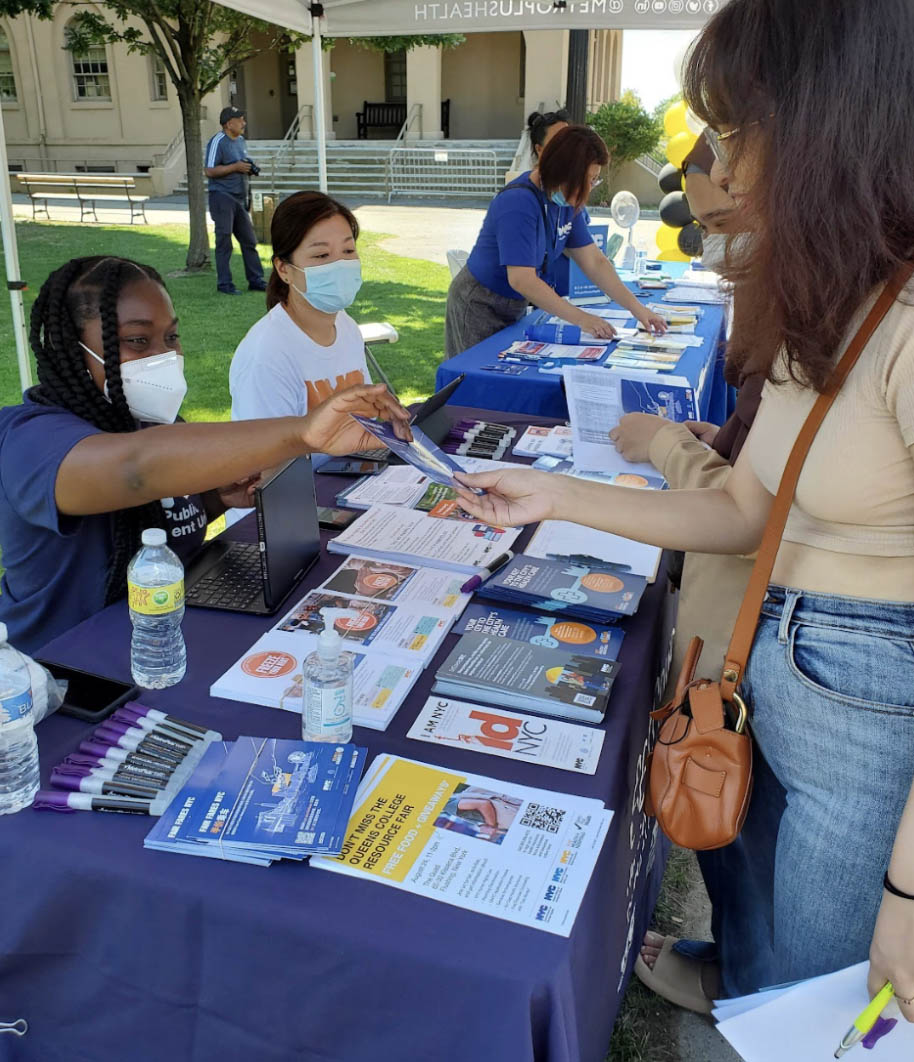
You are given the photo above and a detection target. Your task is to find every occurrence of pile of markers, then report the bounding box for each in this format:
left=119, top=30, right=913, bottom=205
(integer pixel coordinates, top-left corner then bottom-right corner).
left=441, top=419, right=517, bottom=461
left=32, top=702, right=220, bottom=816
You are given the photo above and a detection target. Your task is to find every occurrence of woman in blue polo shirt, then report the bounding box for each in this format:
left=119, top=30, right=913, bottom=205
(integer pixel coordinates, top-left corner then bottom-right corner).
left=444, top=124, right=667, bottom=357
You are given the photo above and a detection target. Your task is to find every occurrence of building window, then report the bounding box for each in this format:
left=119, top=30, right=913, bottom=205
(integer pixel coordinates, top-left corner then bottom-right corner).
left=151, top=55, right=167, bottom=101
left=384, top=49, right=406, bottom=104
left=67, top=23, right=111, bottom=101
left=0, top=29, right=16, bottom=102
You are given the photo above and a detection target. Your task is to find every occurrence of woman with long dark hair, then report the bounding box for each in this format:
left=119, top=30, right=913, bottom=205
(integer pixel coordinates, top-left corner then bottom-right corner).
left=230, top=191, right=368, bottom=421
left=444, top=124, right=667, bottom=358
left=453, top=0, right=914, bottom=1015
left=0, top=256, right=408, bottom=653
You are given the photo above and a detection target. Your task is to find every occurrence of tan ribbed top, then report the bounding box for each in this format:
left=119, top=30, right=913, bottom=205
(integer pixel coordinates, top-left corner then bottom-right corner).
left=745, top=276, right=914, bottom=598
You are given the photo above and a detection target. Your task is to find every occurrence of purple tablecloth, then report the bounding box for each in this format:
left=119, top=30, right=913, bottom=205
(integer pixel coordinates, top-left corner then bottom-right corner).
left=0, top=410, right=672, bottom=1062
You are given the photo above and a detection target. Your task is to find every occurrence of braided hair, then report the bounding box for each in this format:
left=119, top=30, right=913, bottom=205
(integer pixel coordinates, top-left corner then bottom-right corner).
left=28, top=256, right=170, bottom=605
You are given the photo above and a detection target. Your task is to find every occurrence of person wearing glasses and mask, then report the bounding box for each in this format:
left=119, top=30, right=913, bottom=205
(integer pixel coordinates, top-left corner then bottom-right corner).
left=444, top=124, right=667, bottom=358
left=230, top=191, right=369, bottom=428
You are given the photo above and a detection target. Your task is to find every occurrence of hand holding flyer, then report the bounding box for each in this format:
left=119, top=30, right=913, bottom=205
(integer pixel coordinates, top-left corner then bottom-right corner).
left=349, top=417, right=484, bottom=493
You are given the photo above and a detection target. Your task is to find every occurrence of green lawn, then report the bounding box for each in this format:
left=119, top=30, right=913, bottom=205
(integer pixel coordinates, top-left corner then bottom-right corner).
left=0, top=220, right=451, bottom=417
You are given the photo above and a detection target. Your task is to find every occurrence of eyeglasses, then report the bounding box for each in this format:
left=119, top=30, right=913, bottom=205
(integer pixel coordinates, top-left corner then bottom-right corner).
left=704, top=115, right=774, bottom=165
left=590, top=175, right=603, bottom=190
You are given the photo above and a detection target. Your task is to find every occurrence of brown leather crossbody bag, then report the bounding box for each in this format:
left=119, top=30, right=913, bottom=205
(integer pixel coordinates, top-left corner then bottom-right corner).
left=646, top=263, right=914, bottom=851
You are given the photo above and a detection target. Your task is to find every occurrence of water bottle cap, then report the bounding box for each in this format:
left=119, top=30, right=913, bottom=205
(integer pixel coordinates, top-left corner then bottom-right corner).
left=141, top=528, right=167, bottom=547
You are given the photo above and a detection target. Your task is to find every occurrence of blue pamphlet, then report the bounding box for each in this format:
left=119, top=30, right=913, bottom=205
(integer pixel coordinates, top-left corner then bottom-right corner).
left=350, top=417, right=482, bottom=492
left=458, top=602, right=625, bottom=661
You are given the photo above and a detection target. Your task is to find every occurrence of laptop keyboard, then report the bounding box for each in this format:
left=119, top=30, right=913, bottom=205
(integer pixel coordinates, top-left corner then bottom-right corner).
left=346, top=447, right=389, bottom=462
left=186, top=543, right=264, bottom=610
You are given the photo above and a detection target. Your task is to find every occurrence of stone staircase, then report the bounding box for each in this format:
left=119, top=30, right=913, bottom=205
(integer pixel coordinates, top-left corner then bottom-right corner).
left=180, top=139, right=518, bottom=202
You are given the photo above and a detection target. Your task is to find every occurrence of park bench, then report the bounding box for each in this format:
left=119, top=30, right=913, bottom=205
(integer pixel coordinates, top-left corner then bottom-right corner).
left=356, top=98, right=451, bottom=139
left=16, top=173, right=150, bottom=223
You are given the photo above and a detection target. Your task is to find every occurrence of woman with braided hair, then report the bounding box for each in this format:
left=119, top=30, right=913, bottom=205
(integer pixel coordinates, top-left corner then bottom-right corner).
left=0, top=255, right=410, bottom=653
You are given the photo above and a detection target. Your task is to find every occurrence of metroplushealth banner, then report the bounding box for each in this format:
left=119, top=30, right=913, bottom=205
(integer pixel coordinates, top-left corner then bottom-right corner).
left=213, top=0, right=717, bottom=36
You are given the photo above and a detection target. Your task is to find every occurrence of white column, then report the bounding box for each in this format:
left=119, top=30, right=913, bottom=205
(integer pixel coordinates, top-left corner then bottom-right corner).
left=406, top=45, right=442, bottom=141
left=295, top=39, right=333, bottom=141
left=522, top=30, right=568, bottom=113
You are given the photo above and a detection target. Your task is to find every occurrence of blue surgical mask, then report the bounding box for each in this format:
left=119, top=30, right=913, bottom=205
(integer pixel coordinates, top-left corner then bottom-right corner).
left=286, top=258, right=363, bottom=314
left=550, top=190, right=569, bottom=208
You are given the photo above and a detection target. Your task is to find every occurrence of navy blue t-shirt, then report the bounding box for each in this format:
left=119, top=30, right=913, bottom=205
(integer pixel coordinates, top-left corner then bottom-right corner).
left=205, top=130, right=247, bottom=202
left=466, top=172, right=594, bottom=299
left=0, top=399, right=208, bottom=653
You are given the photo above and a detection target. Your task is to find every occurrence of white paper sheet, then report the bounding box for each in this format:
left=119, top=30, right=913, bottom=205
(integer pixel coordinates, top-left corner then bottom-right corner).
left=716, top=963, right=914, bottom=1061
left=526, top=519, right=662, bottom=582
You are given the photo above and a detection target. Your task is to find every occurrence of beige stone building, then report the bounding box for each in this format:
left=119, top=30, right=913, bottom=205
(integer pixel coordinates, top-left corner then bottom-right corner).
left=0, top=3, right=623, bottom=193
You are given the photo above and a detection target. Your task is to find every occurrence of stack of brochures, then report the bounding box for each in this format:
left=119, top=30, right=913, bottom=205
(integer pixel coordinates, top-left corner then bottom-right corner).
left=311, top=754, right=613, bottom=935
left=499, top=340, right=604, bottom=364
left=475, top=553, right=647, bottom=622
left=433, top=631, right=621, bottom=724
left=327, top=506, right=521, bottom=575
left=456, top=601, right=625, bottom=661
left=407, top=696, right=606, bottom=775
left=210, top=554, right=472, bottom=730
left=512, top=424, right=573, bottom=459
left=532, top=455, right=666, bottom=491
left=144, top=738, right=367, bottom=865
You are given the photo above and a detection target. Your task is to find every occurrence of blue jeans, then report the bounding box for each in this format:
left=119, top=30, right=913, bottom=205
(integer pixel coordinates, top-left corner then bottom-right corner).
left=680, top=586, right=914, bottom=997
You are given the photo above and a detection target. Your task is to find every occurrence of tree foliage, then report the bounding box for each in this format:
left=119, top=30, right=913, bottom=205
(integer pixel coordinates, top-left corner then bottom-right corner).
left=349, top=34, right=465, bottom=53
left=586, top=99, right=662, bottom=171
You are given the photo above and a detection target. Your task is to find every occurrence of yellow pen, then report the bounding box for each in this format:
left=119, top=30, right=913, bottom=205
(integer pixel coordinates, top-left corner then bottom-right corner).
left=834, top=981, right=895, bottom=1058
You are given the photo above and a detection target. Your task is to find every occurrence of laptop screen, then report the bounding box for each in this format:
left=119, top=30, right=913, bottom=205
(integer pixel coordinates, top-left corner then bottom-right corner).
left=256, top=456, right=320, bottom=610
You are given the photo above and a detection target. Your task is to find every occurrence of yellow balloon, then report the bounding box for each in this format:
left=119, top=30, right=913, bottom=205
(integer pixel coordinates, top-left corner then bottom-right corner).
left=663, top=100, right=689, bottom=139
left=666, top=130, right=697, bottom=169
left=657, top=248, right=690, bottom=263
left=655, top=224, right=681, bottom=253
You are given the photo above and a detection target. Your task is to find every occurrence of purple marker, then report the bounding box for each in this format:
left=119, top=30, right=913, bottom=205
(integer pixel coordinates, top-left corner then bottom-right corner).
left=91, top=728, right=185, bottom=765
left=460, top=550, right=514, bottom=594
left=124, top=703, right=210, bottom=737
left=63, top=753, right=173, bottom=785
left=50, top=766, right=158, bottom=799
left=78, top=740, right=178, bottom=771
left=33, top=790, right=168, bottom=815
left=99, top=720, right=192, bottom=755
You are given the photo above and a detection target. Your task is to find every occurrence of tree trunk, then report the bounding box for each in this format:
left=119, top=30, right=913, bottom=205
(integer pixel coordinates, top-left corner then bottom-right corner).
left=179, top=89, right=211, bottom=273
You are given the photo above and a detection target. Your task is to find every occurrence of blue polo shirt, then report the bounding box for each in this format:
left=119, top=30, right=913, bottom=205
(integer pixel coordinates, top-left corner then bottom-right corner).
left=205, top=130, right=247, bottom=202
left=0, top=398, right=207, bottom=653
left=466, top=172, right=594, bottom=299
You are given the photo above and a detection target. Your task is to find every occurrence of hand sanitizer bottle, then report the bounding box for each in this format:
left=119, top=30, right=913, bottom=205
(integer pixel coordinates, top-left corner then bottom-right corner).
left=302, top=625, right=353, bottom=743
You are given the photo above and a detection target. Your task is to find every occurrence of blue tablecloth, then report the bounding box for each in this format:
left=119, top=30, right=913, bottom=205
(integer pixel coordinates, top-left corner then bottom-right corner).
left=0, top=410, right=672, bottom=1062
left=436, top=284, right=730, bottom=424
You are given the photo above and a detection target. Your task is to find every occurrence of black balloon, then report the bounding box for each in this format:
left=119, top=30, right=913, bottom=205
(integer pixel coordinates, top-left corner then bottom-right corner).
left=659, top=191, right=694, bottom=229
left=658, top=163, right=683, bottom=195
left=678, top=223, right=704, bottom=257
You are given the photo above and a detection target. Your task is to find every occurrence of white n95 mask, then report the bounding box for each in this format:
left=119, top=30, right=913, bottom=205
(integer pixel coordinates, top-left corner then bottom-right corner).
left=81, top=344, right=188, bottom=424
left=700, top=233, right=729, bottom=272
left=286, top=258, right=363, bottom=314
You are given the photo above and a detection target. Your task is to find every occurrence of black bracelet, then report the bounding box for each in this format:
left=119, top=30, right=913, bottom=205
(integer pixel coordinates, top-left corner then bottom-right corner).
left=884, top=872, right=914, bottom=901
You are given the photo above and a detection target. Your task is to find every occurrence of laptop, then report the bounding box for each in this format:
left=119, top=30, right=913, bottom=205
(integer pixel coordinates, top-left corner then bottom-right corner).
left=335, top=374, right=467, bottom=464
left=184, top=456, right=320, bottom=616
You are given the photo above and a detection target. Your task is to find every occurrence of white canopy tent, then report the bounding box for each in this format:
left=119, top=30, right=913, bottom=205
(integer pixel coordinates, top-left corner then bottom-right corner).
left=2, top=0, right=715, bottom=390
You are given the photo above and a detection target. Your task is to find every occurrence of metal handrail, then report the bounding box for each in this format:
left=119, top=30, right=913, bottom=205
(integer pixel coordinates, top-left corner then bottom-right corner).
left=151, top=129, right=184, bottom=168
left=384, top=103, right=422, bottom=196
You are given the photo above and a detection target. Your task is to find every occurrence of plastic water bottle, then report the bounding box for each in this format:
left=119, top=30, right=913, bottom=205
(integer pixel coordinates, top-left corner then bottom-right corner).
left=302, top=625, right=353, bottom=743
left=0, top=623, right=40, bottom=814
left=128, top=528, right=186, bottom=689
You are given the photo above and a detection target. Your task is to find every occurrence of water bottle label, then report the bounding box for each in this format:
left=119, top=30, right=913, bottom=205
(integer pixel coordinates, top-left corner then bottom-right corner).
left=0, top=688, right=32, bottom=724
left=128, top=579, right=185, bottom=615
left=304, top=685, right=351, bottom=733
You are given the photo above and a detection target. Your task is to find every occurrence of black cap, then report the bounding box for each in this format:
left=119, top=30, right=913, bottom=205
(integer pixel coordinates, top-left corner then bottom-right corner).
left=219, top=106, right=244, bottom=126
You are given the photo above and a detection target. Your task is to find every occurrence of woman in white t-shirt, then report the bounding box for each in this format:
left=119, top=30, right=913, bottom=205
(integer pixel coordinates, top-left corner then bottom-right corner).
left=230, top=191, right=368, bottom=429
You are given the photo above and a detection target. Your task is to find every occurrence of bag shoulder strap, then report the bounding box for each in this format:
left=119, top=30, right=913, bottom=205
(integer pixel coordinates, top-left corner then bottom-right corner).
left=720, top=262, right=914, bottom=702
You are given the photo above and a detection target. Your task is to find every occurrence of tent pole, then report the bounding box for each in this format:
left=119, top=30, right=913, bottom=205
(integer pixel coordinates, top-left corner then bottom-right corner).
left=311, top=4, right=328, bottom=193
left=0, top=103, right=31, bottom=392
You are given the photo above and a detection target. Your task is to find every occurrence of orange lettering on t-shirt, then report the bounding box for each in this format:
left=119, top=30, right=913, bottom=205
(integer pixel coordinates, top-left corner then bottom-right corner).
left=305, top=370, right=365, bottom=409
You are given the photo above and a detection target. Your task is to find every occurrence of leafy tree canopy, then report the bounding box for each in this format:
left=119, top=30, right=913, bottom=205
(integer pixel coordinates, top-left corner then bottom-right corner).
left=350, top=34, right=465, bottom=53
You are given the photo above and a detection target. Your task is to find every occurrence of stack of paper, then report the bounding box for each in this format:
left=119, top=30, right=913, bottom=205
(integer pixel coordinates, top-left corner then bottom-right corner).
left=512, top=424, right=574, bottom=459
left=455, top=601, right=625, bottom=661
left=477, top=552, right=647, bottom=622
left=311, top=754, right=613, bottom=935
left=526, top=519, right=663, bottom=582
left=145, top=738, right=367, bottom=865
left=499, top=340, right=605, bottom=363
left=714, top=962, right=913, bottom=1060
left=210, top=554, right=473, bottom=729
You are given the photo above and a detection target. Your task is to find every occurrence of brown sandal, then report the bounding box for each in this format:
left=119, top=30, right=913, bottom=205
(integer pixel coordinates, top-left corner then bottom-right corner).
left=634, top=935, right=720, bottom=1015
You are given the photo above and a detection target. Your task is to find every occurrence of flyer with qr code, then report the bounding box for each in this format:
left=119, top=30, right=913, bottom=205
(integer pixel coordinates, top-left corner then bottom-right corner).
left=311, top=754, right=612, bottom=935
